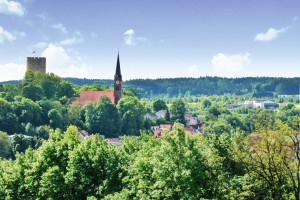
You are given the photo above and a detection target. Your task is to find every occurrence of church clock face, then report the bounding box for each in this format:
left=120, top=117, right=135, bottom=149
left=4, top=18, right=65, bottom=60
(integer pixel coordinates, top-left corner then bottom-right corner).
left=116, top=80, right=119, bottom=84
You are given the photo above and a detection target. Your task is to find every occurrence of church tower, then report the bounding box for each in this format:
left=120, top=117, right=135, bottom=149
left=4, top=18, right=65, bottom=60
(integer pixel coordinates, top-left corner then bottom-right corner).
left=114, top=52, right=122, bottom=104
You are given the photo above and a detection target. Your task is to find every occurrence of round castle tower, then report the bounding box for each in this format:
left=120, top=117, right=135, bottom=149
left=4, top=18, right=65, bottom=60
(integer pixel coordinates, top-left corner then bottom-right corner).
left=26, top=57, right=46, bottom=74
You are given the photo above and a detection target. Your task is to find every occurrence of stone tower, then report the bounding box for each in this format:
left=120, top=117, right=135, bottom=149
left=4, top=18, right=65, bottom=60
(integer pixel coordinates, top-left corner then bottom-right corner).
left=114, top=53, right=122, bottom=104
left=26, top=57, right=46, bottom=73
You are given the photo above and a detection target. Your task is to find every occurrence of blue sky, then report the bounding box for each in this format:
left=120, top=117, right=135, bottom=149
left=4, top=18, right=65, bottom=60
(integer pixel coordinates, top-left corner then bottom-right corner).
left=0, top=0, right=299, bottom=81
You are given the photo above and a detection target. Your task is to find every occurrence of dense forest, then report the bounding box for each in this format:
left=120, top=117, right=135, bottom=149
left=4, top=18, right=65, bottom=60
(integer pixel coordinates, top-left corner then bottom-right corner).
left=2, top=76, right=300, bottom=98
left=126, top=77, right=300, bottom=98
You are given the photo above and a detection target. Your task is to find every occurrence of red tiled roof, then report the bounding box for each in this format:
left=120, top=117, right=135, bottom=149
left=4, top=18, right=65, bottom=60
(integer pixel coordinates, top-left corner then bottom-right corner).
left=153, top=130, right=162, bottom=137
left=160, top=124, right=172, bottom=130
left=79, top=130, right=89, bottom=136
left=70, top=91, right=115, bottom=106
left=184, top=127, right=195, bottom=134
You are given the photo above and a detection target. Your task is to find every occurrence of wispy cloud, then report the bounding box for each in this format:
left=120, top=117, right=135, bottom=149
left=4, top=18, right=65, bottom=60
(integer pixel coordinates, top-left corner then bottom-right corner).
left=51, top=23, right=67, bottom=34
left=0, top=0, right=25, bottom=16
left=35, top=41, right=48, bottom=48
left=56, top=31, right=83, bottom=46
left=212, top=53, right=251, bottom=73
left=293, top=16, right=298, bottom=21
left=37, top=13, right=49, bottom=21
left=124, top=29, right=149, bottom=46
left=13, top=31, right=25, bottom=38
left=254, top=27, right=287, bottom=42
left=0, top=25, right=16, bottom=43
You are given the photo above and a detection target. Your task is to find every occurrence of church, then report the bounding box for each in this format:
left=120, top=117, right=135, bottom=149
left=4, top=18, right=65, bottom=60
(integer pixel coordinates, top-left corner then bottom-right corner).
left=69, top=53, right=122, bottom=105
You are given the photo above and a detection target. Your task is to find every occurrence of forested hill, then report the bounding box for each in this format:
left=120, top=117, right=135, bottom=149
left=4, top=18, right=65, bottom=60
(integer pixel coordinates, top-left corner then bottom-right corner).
left=1, top=77, right=299, bottom=98
left=126, top=77, right=300, bottom=98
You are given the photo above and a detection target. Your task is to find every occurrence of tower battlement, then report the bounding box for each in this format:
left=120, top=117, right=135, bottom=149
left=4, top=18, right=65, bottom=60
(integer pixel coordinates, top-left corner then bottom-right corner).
left=26, top=57, right=46, bottom=74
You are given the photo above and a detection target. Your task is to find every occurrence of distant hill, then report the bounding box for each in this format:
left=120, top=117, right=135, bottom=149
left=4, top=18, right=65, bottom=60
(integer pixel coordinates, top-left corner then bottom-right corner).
left=0, top=80, right=22, bottom=85
left=1, top=77, right=299, bottom=98
left=63, top=78, right=114, bottom=86
left=0, top=78, right=113, bottom=86
left=126, top=77, right=300, bottom=98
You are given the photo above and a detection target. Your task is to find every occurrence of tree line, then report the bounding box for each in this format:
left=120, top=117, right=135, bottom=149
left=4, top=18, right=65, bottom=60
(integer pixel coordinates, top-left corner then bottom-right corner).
left=2, top=76, right=300, bottom=98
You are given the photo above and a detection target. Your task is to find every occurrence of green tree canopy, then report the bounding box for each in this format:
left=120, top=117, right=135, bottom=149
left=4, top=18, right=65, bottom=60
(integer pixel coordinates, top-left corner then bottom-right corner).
left=170, top=99, right=186, bottom=124
left=85, top=96, right=121, bottom=137
left=117, top=96, right=145, bottom=135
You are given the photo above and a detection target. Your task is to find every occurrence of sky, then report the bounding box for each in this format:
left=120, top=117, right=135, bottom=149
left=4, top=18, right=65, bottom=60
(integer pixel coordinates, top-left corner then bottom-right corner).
left=0, top=0, right=299, bottom=81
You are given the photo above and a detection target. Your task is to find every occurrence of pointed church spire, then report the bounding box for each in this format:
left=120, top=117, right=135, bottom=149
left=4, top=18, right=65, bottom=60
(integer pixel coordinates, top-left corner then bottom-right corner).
left=115, top=51, right=122, bottom=81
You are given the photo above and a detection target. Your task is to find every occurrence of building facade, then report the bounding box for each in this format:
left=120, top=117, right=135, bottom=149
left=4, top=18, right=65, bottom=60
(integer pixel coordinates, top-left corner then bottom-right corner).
left=26, top=57, right=46, bottom=74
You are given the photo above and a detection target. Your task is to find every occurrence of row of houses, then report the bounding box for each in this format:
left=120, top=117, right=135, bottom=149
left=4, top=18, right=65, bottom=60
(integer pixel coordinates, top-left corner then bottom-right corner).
left=149, top=113, right=205, bottom=138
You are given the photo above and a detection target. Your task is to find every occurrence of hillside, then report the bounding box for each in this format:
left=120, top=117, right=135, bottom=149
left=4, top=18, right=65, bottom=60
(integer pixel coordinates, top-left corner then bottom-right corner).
left=1, top=76, right=299, bottom=98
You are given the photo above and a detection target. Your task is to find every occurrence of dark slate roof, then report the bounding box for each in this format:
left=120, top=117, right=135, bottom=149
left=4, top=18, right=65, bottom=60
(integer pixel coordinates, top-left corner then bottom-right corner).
left=115, top=53, right=122, bottom=81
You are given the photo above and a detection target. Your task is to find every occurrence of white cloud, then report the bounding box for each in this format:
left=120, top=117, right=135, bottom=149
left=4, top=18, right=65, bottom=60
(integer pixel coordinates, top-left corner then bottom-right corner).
left=124, top=29, right=149, bottom=46
left=124, top=29, right=135, bottom=46
left=293, top=16, right=298, bottom=21
left=0, top=0, right=25, bottom=16
left=51, top=23, right=67, bottom=34
left=212, top=53, right=251, bottom=73
left=41, top=43, right=91, bottom=78
left=13, top=31, right=25, bottom=37
left=0, top=25, right=16, bottom=43
left=56, top=31, right=83, bottom=46
left=0, top=63, right=25, bottom=81
left=254, top=27, right=287, bottom=42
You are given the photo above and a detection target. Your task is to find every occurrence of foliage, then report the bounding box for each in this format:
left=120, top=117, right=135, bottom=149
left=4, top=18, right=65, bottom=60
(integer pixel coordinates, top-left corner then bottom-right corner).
left=85, top=96, right=121, bottom=137
left=170, top=99, right=186, bottom=124
left=152, top=98, right=168, bottom=111
left=117, top=96, right=145, bottom=135
left=0, top=131, right=11, bottom=159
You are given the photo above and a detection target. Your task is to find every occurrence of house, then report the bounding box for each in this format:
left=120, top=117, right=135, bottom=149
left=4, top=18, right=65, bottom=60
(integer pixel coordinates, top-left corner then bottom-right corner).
left=151, top=126, right=160, bottom=131
left=184, top=113, right=202, bottom=133
left=68, top=53, right=122, bottom=105
left=259, top=100, right=279, bottom=109
left=184, top=127, right=195, bottom=134
left=186, top=119, right=201, bottom=132
left=69, top=91, right=115, bottom=106
left=160, top=124, right=173, bottom=131
left=153, top=130, right=162, bottom=138
left=106, top=138, right=122, bottom=146
left=155, top=110, right=167, bottom=118
left=227, top=102, right=245, bottom=110
left=252, top=100, right=279, bottom=108
left=144, top=110, right=168, bottom=121
left=152, top=124, right=173, bottom=138
left=184, top=114, right=197, bottom=122
left=144, top=112, right=158, bottom=121
left=77, top=130, right=89, bottom=140
left=8, top=134, right=33, bottom=142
